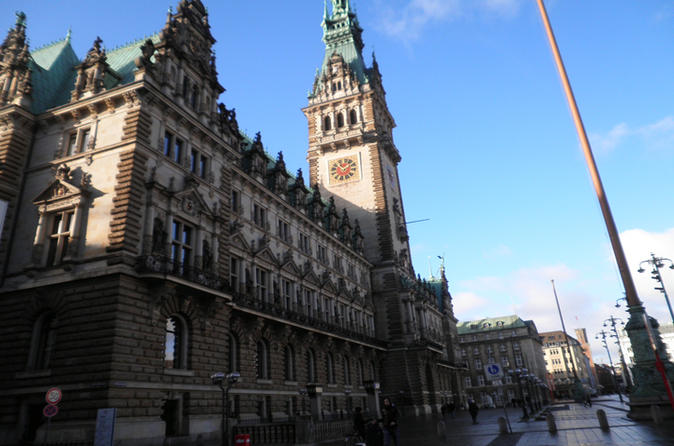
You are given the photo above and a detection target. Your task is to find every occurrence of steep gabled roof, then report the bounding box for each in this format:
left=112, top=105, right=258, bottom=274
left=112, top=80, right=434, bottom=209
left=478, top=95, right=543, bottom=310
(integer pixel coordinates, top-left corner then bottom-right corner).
left=29, top=36, right=79, bottom=114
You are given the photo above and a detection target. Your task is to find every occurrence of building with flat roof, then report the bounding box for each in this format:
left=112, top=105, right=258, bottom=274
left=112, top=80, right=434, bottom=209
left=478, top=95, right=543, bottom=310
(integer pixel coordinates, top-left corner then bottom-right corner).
left=457, top=315, right=547, bottom=408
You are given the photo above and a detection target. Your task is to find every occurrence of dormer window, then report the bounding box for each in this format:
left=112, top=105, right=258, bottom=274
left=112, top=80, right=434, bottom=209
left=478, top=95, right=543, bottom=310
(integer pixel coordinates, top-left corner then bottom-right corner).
left=323, top=116, right=332, bottom=131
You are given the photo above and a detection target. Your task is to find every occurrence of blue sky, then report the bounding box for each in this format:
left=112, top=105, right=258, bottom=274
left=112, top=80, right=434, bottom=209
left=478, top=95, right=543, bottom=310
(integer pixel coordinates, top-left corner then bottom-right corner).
left=4, top=0, right=674, bottom=364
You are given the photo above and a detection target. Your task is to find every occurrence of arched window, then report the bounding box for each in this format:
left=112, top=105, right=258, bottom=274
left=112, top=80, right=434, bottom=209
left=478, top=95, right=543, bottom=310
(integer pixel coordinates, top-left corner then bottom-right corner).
left=369, top=360, right=376, bottom=381
left=323, top=116, right=332, bottom=131
left=343, top=356, right=351, bottom=385
left=337, top=113, right=344, bottom=128
left=306, top=349, right=316, bottom=383
left=326, top=352, right=335, bottom=384
left=284, top=345, right=296, bottom=381
left=27, top=311, right=56, bottom=370
left=165, top=315, right=188, bottom=369
left=256, top=339, right=271, bottom=379
left=349, top=109, right=358, bottom=125
left=228, top=333, right=239, bottom=373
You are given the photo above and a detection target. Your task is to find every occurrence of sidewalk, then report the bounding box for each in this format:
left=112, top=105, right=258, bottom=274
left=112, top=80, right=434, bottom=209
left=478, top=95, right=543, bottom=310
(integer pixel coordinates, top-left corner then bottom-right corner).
left=368, top=396, right=674, bottom=446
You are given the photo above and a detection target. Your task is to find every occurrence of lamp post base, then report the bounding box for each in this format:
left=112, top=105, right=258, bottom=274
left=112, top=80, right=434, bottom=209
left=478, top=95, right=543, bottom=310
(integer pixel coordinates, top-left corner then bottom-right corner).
left=625, top=304, right=674, bottom=419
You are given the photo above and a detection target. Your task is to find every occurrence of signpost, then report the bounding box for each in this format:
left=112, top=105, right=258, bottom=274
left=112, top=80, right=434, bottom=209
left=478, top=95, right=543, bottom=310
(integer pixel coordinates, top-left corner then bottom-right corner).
left=484, top=363, right=503, bottom=380
left=94, top=408, right=117, bottom=446
left=45, top=387, right=62, bottom=405
left=484, top=364, right=512, bottom=433
left=43, top=387, right=62, bottom=444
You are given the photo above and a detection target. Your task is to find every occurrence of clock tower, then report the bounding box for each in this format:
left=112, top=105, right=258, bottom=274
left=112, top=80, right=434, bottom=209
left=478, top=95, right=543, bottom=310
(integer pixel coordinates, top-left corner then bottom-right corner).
left=303, top=0, right=412, bottom=274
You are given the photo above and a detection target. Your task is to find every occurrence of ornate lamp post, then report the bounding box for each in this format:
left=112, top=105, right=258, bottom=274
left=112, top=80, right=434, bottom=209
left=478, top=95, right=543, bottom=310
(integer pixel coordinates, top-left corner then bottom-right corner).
left=595, top=331, right=622, bottom=403
left=508, top=368, right=528, bottom=419
left=603, top=316, right=633, bottom=389
left=638, top=253, right=674, bottom=325
left=211, top=372, right=240, bottom=446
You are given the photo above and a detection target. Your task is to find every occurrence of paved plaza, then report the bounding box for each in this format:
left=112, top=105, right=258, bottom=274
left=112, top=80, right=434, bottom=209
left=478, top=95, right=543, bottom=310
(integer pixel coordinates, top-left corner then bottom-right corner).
left=381, top=396, right=674, bottom=446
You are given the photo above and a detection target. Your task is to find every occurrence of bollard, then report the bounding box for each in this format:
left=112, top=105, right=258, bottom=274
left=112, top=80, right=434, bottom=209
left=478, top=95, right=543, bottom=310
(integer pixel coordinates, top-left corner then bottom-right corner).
left=498, top=416, right=508, bottom=435
left=650, top=405, right=663, bottom=425
left=546, top=413, right=557, bottom=434
left=596, top=409, right=609, bottom=431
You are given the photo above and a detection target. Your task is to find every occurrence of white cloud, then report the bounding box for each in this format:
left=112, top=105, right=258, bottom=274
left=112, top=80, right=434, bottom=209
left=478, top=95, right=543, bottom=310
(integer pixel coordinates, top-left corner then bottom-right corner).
left=481, top=0, right=521, bottom=17
left=590, top=115, right=674, bottom=153
left=374, top=0, right=520, bottom=42
left=590, top=122, right=629, bottom=153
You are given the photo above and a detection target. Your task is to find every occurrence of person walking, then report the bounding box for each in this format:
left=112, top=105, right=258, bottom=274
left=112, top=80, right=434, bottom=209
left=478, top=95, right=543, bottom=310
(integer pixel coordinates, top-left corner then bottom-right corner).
left=382, top=397, right=399, bottom=446
left=448, top=401, right=456, bottom=418
left=468, top=399, right=479, bottom=424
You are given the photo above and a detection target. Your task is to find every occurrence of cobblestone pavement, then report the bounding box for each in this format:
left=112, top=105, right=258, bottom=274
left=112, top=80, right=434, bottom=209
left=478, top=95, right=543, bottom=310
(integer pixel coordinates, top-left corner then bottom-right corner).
left=370, top=396, right=674, bottom=446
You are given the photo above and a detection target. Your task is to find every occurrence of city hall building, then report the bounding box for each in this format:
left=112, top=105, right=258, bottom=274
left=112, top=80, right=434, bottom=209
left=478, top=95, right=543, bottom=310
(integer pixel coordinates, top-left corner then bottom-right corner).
left=0, top=1, right=463, bottom=444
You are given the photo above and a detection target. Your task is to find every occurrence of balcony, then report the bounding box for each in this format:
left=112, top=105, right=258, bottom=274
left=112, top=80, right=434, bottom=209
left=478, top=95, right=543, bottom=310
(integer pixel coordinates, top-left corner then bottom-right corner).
left=136, top=255, right=230, bottom=293
left=232, top=292, right=383, bottom=347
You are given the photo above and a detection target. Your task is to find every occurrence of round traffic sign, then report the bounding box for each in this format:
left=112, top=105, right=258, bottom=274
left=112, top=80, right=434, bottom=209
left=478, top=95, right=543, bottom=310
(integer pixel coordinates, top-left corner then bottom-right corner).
left=45, top=387, right=62, bottom=405
left=43, top=404, right=59, bottom=418
left=486, top=364, right=501, bottom=376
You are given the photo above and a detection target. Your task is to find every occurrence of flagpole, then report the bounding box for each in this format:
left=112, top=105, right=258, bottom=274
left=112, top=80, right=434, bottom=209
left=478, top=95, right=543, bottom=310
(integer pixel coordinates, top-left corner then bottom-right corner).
left=535, top=0, right=674, bottom=411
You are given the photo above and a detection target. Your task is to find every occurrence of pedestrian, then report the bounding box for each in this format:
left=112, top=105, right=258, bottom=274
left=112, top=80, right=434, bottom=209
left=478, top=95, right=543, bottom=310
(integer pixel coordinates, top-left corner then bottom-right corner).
left=353, top=406, right=366, bottom=439
left=585, top=394, right=592, bottom=408
left=365, top=417, right=382, bottom=446
left=381, top=397, right=399, bottom=446
left=468, top=399, right=479, bottom=425
left=448, top=401, right=456, bottom=418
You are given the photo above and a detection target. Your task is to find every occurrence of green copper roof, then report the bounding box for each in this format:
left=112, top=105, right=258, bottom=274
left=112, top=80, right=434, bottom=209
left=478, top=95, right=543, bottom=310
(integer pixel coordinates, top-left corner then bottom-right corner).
left=105, top=34, right=161, bottom=85
left=29, top=36, right=79, bottom=114
left=457, top=315, right=528, bottom=334
left=315, top=0, right=368, bottom=93
left=29, top=33, right=160, bottom=114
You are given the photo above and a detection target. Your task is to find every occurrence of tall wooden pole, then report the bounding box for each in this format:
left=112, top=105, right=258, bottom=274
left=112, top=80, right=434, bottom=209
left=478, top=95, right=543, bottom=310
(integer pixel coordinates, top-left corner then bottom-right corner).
left=535, top=0, right=640, bottom=308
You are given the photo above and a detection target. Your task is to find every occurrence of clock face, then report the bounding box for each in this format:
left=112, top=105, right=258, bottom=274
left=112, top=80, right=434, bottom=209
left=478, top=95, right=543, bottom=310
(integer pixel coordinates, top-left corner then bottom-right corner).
left=329, top=157, right=359, bottom=183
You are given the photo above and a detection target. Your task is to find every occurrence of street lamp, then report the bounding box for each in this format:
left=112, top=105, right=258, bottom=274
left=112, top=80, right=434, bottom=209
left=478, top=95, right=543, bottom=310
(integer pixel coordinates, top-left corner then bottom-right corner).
left=638, top=253, right=674, bottom=325
left=595, top=331, right=622, bottom=403
left=603, top=315, right=633, bottom=389
left=508, top=368, right=528, bottom=419
left=211, top=371, right=240, bottom=446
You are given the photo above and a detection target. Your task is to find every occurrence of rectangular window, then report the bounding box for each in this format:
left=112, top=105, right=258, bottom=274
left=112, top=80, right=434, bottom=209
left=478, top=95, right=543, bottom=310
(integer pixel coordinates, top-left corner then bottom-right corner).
left=464, top=377, right=472, bottom=388
left=333, top=255, right=343, bottom=272
left=255, top=268, right=268, bottom=301
left=299, top=232, right=311, bottom=254
left=253, top=203, right=267, bottom=228
left=46, top=210, right=74, bottom=266
left=230, top=257, right=239, bottom=292
left=282, top=279, right=294, bottom=310
left=164, top=131, right=173, bottom=156
left=199, top=155, right=208, bottom=178
left=79, top=129, right=90, bottom=152
left=477, top=375, right=485, bottom=386
left=190, top=149, right=198, bottom=173
left=231, top=190, right=240, bottom=213
left=278, top=219, right=291, bottom=243
left=171, top=220, right=193, bottom=272
left=66, top=133, right=78, bottom=156
left=317, top=244, right=327, bottom=263
left=174, top=138, right=184, bottom=164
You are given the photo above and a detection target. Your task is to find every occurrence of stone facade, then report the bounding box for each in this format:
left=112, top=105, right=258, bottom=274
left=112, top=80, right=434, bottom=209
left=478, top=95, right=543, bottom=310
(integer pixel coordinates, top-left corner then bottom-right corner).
left=457, top=316, right=547, bottom=408
left=0, top=1, right=463, bottom=445
left=540, top=331, right=593, bottom=397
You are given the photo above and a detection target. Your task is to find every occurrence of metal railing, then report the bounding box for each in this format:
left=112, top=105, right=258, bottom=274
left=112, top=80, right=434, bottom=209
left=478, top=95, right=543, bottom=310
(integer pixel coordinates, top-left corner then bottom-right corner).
left=136, top=255, right=231, bottom=292
left=233, top=423, right=296, bottom=445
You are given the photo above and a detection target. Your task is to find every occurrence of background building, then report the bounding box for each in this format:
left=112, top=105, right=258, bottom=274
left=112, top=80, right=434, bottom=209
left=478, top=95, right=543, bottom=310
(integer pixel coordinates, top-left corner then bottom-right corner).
left=457, top=315, right=547, bottom=409
left=574, top=328, right=598, bottom=390
left=540, top=331, right=592, bottom=398
left=0, top=1, right=463, bottom=444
